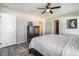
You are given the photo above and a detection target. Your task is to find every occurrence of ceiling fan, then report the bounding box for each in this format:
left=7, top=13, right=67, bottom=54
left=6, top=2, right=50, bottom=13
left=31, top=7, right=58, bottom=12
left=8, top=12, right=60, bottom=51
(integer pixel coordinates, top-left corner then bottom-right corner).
left=37, top=3, right=61, bottom=14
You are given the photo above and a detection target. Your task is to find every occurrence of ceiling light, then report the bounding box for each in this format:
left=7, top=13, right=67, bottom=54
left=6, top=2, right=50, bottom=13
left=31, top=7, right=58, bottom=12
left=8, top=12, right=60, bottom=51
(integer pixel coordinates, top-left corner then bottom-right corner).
left=46, top=9, right=50, bottom=12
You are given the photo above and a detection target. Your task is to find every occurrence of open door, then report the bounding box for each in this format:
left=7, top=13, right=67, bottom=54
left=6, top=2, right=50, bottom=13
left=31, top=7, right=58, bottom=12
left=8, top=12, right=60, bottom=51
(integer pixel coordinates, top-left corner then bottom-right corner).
left=54, top=20, right=59, bottom=34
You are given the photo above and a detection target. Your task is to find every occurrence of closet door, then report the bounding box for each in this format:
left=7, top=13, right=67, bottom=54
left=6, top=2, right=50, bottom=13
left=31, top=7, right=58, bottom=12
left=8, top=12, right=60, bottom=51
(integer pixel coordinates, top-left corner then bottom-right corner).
left=2, top=14, right=16, bottom=47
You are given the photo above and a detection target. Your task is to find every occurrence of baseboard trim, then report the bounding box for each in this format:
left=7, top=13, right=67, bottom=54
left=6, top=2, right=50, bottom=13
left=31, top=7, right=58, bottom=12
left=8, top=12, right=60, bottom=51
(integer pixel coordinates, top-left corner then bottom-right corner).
left=0, top=41, right=27, bottom=48
left=16, top=41, right=27, bottom=45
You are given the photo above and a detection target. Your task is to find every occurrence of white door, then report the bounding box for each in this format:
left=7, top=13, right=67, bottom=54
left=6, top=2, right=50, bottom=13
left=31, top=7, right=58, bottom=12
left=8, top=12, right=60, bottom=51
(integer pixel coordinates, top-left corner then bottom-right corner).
left=2, top=14, right=16, bottom=47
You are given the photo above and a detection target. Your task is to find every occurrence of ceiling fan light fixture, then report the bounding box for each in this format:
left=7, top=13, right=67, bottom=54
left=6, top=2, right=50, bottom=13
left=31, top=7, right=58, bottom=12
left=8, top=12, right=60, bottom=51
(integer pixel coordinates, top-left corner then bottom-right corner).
left=37, top=3, right=61, bottom=14
left=46, top=9, right=50, bottom=12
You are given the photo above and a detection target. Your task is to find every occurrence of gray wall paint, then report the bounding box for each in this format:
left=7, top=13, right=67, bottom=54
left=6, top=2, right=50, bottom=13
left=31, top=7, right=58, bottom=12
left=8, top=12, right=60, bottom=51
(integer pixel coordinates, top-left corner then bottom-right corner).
left=1, top=7, right=27, bottom=43
left=59, top=17, right=79, bottom=35
left=45, top=11, right=79, bottom=35
left=0, top=16, right=2, bottom=43
left=1, top=7, right=45, bottom=44
left=45, top=20, right=52, bottom=35
left=52, top=11, right=79, bottom=35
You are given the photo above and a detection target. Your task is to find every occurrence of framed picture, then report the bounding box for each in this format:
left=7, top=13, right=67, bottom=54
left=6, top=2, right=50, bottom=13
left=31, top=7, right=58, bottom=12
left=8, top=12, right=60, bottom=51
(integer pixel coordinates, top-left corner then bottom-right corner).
left=67, top=18, right=77, bottom=29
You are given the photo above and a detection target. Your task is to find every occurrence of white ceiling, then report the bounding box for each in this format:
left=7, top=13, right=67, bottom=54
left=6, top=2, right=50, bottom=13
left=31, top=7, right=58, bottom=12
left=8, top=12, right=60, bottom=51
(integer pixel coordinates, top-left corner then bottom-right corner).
left=1, top=3, right=79, bottom=19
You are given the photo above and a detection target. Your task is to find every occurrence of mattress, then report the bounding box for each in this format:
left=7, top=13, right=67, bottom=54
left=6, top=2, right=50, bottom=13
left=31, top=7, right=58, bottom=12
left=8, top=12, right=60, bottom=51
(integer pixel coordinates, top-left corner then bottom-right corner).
left=29, top=34, right=72, bottom=56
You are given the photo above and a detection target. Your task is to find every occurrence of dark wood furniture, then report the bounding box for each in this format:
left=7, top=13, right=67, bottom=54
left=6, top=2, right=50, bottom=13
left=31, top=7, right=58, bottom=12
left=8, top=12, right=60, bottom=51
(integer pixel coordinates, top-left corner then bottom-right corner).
left=29, top=48, right=43, bottom=56
left=27, top=22, right=40, bottom=43
left=34, top=26, right=40, bottom=37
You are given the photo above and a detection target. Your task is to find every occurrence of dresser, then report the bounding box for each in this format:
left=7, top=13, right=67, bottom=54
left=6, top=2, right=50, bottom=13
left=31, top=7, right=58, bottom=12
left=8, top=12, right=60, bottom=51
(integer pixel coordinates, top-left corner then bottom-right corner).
left=27, top=22, right=40, bottom=43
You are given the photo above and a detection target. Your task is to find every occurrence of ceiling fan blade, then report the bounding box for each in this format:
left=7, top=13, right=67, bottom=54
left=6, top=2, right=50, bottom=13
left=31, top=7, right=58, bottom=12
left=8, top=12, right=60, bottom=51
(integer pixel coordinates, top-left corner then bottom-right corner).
left=50, top=10, right=53, bottom=14
left=51, top=6, right=61, bottom=9
left=41, top=10, right=46, bottom=14
left=37, top=8, right=46, bottom=9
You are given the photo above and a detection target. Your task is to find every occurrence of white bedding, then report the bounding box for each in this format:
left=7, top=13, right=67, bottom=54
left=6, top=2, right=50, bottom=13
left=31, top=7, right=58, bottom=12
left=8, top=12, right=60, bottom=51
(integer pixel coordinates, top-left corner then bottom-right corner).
left=29, top=34, right=72, bottom=56
left=62, top=37, right=79, bottom=56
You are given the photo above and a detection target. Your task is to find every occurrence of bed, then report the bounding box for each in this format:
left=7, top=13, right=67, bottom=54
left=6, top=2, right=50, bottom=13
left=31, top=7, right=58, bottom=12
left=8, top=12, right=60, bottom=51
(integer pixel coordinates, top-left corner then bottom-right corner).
left=29, top=34, right=79, bottom=56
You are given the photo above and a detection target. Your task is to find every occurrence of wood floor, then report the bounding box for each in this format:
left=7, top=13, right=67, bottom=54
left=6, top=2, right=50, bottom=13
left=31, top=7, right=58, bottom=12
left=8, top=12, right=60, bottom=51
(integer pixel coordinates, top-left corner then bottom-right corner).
left=0, top=42, right=34, bottom=56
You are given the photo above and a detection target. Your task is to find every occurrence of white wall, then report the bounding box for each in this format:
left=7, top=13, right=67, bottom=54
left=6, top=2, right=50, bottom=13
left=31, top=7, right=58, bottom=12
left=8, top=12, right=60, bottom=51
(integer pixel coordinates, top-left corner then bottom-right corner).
left=59, top=17, right=79, bottom=35
left=52, top=11, right=79, bottom=35
left=1, top=7, right=45, bottom=44
left=0, top=15, right=2, bottom=43
left=45, top=19, right=52, bottom=35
